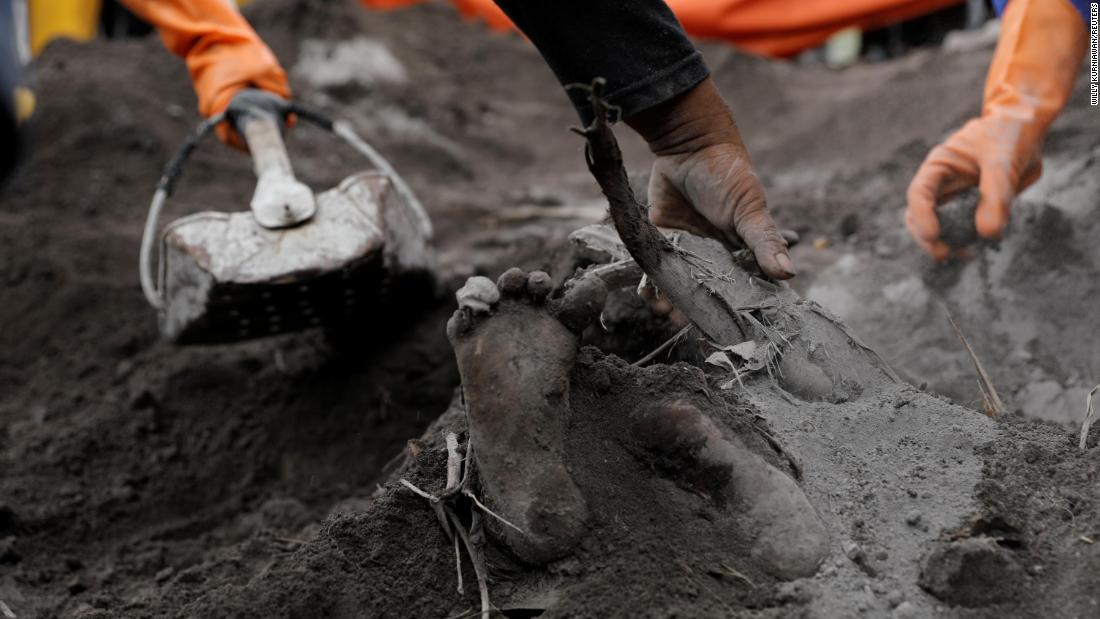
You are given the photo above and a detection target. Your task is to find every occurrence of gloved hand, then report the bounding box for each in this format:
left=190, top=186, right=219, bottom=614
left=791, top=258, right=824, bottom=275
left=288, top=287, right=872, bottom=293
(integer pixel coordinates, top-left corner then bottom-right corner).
left=906, top=0, right=1087, bottom=259
left=120, top=0, right=292, bottom=148
left=225, top=88, right=293, bottom=130
left=626, top=77, right=795, bottom=279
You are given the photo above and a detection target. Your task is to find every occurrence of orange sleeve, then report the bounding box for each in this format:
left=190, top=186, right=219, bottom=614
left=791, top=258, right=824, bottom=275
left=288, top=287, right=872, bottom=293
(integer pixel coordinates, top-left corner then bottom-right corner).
left=359, top=0, right=515, bottom=31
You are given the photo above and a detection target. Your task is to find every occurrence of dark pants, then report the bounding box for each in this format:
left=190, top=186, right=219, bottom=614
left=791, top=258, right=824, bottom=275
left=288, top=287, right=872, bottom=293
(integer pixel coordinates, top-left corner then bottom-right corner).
left=492, top=0, right=710, bottom=124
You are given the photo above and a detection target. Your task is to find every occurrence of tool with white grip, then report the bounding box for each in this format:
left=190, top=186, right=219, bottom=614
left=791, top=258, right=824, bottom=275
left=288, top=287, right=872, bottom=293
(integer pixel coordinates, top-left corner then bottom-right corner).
left=138, top=90, right=435, bottom=345
left=232, top=91, right=317, bottom=229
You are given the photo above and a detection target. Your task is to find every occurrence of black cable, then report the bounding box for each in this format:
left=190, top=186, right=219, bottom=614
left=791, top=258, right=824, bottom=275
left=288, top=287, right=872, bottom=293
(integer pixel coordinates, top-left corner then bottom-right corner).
left=289, top=102, right=335, bottom=132
left=155, top=101, right=334, bottom=197
left=156, top=111, right=226, bottom=196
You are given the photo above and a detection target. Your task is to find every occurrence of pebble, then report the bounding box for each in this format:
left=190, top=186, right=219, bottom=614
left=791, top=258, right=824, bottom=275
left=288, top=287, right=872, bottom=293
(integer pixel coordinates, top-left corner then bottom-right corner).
left=885, top=589, right=905, bottom=607
left=892, top=601, right=918, bottom=619
left=843, top=541, right=865, bottom=562
left=905, top=510, right=923, bottom=527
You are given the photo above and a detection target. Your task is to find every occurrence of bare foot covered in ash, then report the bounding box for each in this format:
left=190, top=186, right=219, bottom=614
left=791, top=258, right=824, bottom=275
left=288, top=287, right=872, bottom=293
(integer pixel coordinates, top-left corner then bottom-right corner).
left=632, top=400, right=830, bottom=579
left=446, top=268, right=606, bottom=563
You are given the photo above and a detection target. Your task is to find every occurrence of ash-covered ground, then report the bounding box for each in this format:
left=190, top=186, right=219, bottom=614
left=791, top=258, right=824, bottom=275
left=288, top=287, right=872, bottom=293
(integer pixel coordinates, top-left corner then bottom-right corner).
left=1, top=1, right=1098, bottom=617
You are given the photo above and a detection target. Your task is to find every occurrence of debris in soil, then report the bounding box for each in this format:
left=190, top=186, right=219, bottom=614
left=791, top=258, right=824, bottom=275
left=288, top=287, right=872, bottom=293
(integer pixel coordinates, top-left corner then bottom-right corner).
left=1078, top=385, right=1099, bottom=450
left=947, top=311, right=1006, bottom=420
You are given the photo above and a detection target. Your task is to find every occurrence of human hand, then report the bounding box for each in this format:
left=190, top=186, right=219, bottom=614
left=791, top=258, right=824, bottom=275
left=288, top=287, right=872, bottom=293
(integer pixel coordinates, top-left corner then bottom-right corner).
left=627, top=78, right=795, bottom=280
left=904, top=0, right=1086, bottom=260
left=905, top=115, right=1041, bottom=260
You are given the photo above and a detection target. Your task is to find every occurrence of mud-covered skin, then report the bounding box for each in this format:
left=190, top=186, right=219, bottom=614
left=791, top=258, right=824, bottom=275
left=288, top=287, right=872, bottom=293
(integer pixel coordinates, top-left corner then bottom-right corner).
left=632, top=400, right=830, bottom=579
left=446, top=269, right=605, bottom=562
left=447, top=268, right=827, bottom=576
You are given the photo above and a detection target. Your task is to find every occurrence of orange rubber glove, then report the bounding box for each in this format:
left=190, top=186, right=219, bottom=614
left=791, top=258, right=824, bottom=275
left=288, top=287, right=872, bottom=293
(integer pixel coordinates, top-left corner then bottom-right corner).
left=120, top=0, right=291, bottom=147
left=906, top=0, right=1088, bottom=260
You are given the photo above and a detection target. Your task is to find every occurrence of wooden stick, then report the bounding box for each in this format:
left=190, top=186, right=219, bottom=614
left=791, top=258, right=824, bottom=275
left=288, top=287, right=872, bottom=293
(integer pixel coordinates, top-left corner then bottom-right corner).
left=454, top=535, right=464, bottom=595
left=576, top=79, right=745, bottom=347
left=399, top=478, right=452, bottom=540
left=446, top=432, right=463, bottom=490
left=1079, top=385, right=1100, bottom=450
left=463, top=489, right=524, bottom=533
left=447, top=509, right=492, bottom=619
left=446, top=432, right=466, bottom=594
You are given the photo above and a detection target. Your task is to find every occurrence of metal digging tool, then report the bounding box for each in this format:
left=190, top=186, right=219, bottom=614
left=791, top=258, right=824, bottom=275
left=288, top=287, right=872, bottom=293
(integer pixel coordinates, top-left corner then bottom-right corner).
left=139, top=91, right=435, bottom=345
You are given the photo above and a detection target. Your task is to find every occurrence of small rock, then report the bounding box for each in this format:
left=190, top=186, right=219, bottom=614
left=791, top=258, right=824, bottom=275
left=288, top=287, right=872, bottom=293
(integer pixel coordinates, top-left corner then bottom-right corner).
left=919, top=537, right=1025, bottom=606
left=155, top=567, right=175, bottom=583
left=905, top=510, right=923, bottom=527
left=875, top=549, right=889, bottom=561
left=844, top=541, right=865, bottom=562
left=892, top=601, right=918, bottom=619
left=885, top=589, right=905, bottom=608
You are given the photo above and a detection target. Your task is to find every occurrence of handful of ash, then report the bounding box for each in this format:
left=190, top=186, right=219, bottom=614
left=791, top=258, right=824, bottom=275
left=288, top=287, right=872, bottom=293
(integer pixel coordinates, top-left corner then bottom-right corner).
left=937, top=189, right=983, bottom=249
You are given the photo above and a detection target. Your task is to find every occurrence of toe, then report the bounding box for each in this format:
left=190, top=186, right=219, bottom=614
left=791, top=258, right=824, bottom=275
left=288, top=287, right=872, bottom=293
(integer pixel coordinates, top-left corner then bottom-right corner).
left=497, top=267, right=527, bottom=297
left=527, top=271, right=553, bottom=302
left=446, top=310, right=472, bottom=342
left=455, top=276, right=500, bottom=313
left=555, top=274, right=607, bottom=333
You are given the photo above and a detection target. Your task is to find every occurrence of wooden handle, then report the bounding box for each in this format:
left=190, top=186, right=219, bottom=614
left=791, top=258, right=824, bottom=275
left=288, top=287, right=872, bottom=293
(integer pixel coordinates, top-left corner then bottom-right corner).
left=240, top=114, right=294, bottom=180
left=238, top=114, right=317, bottom=229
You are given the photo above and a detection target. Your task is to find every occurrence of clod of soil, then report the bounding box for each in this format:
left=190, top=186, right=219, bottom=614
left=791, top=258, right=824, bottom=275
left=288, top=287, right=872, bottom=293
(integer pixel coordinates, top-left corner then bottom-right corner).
left=919, top=536, right=1027, bottom=606
left=937, top=188, right=981, bottom=248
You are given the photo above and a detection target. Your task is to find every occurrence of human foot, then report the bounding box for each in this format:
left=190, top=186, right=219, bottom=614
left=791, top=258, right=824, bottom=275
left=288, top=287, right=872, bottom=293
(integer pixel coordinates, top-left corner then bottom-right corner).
left=631, top=400, right=829, bottom=579
left=446, top=269, right=606, bottom=563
